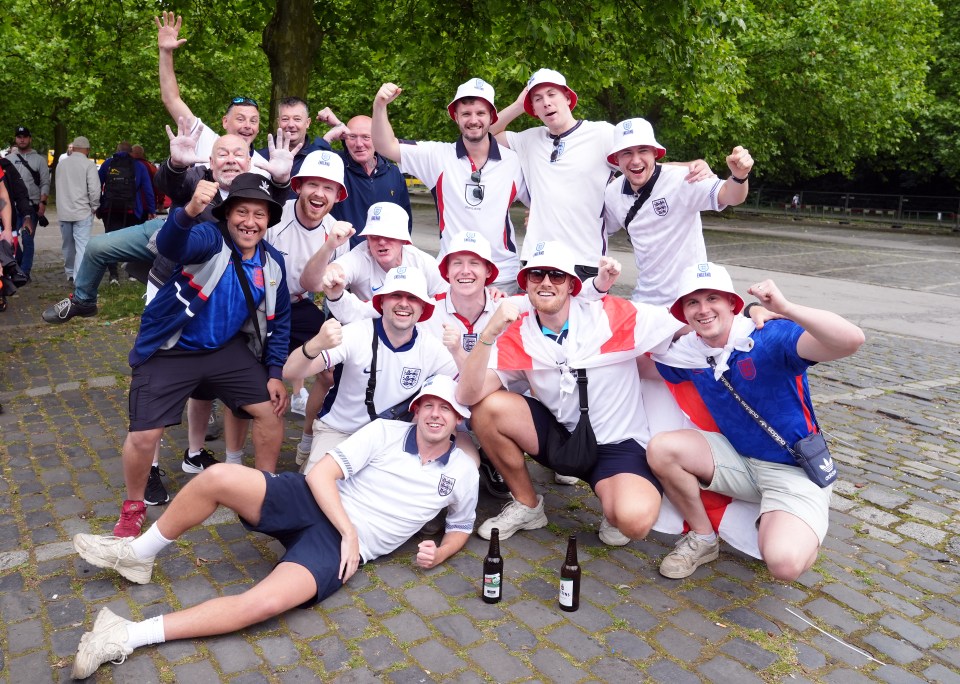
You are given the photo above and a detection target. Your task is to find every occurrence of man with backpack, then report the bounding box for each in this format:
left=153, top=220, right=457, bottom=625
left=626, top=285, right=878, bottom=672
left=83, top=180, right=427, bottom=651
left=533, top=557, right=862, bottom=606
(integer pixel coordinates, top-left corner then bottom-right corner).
left=10, top=125, right=50, bottom=280
left=98, top=142, right=156, bottom=284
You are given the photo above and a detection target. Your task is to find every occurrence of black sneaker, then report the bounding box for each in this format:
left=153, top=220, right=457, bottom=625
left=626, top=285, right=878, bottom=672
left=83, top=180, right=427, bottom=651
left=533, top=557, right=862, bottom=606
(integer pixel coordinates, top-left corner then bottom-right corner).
left=144, top=466, right=170, bottom=506
left=182, top=447, right=220, bottom=474
left=41, top=295, right=98, bottom=324
left=479, top=452, right=512, bottom=500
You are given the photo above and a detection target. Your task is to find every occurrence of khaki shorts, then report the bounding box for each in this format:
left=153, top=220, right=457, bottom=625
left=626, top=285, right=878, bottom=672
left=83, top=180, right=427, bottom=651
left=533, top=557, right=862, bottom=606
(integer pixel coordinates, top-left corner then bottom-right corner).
left=700, top=430, right=832, bottom=542
left=300, top=419, right=352, bottom=475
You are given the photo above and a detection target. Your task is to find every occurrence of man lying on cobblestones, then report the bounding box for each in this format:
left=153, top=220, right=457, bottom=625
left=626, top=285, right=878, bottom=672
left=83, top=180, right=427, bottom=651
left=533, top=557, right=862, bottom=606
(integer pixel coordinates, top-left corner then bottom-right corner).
left=456, top=241, right=684, bottom=543
left=112, top=173, right=291, bottom=539
left=70, top=375, right=477, bottom=680
left=645, top=262, right=865, bottom=581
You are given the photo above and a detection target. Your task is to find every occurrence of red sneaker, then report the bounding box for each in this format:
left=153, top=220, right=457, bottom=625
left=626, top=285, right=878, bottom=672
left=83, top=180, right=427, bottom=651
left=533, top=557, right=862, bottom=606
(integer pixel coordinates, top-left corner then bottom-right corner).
left=113, top=500, right=146, bottom=538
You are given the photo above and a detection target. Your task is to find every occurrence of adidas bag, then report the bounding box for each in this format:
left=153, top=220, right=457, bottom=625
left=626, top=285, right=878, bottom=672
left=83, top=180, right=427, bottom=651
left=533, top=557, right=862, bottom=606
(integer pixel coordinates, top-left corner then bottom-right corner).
left=792, top=433, right=835, bottom=488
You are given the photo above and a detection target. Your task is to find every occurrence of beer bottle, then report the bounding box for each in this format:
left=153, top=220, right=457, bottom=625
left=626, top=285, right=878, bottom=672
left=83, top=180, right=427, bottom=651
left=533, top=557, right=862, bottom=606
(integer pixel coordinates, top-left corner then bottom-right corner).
left=559, top=534, right=580, bottom=612
left=482, top=527, right=503, bottom=603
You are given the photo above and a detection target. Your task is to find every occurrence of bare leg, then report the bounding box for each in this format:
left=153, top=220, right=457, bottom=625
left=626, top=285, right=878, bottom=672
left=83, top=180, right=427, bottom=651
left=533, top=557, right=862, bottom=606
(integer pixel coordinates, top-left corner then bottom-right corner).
left=123, top=428, right=164, bottom=500
left=470, top=391, right=541, bottom=508
left=455, top=432, right=481, bottom=467
left=187, top=399, right=213, bottom=452
left=594, top=473, right=662, bottom=540
left=646, top=430, right=716, bottom=535
left=224, top=412, right=250, bottom=453
left=302, top=369, right=334, bottom=436
left=242, top=400, right=283, bottom=472
left=155, top=464, right=268, bottom=538
left=758, top=510, right=820, bottom=581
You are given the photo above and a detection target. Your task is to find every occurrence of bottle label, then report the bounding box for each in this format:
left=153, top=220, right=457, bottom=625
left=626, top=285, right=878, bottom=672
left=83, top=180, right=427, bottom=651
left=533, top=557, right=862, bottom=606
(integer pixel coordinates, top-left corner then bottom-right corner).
left=559, top=578, right=574, bottom=606
left=483, top=573, right=501, bottom=597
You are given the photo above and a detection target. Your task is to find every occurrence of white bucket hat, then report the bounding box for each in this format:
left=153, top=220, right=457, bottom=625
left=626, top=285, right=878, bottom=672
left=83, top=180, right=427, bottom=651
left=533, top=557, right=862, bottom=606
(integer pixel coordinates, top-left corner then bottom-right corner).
left=447, top=78, right=498, bottom=124
left=517, top=240, right=582, bottom=296
left=438, top=231, right=499, bottom=285
left=291, top=150, right=348, bottom=201
left=408, top=374, right=470, bottom=419
left=359, top=202, right=412, bottom=244
left=371, top=266, right=436, bottom=322
left=607, top=118, right=666, bottom=165
left=669, top=262, right=744, bottom=323
left=523, top=68, right=578, bottom=117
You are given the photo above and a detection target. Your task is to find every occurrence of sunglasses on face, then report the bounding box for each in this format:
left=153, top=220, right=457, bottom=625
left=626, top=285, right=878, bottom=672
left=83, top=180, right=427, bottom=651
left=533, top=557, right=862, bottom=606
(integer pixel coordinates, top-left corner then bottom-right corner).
left=525, top=269, right=567, bottom=285
left=230, top=96, right=259, bottom=108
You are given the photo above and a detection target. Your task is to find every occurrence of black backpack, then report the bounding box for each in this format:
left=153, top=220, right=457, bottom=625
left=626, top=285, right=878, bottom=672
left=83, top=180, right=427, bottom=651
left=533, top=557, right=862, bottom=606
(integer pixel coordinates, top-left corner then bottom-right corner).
left=102, top=155, right=136, bottom=208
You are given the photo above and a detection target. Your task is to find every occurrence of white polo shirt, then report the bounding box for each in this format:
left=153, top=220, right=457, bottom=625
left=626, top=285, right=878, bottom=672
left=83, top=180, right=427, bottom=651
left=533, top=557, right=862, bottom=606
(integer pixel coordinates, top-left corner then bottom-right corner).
left=332, top=243, right=446, bottom=301
left=267, top=200, right=348, bottom=301
left=604, top=165, right=723, bottom=306
left=333, top=420, right=479, bottom=561
left=191, top=117, right=269, bottom=176
left=318, top=318, right=458, bottom=433
left=506, top=120, right=616, bottom=266
left=417, top=288, right=499, bottom=354
left=399, top=136, right=524, bottom=283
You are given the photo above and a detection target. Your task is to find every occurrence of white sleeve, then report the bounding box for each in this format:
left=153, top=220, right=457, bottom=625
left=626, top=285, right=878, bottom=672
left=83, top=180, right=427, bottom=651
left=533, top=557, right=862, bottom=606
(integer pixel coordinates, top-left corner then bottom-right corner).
left=327, top=290, right=378, bottom=325
left=398, top=141, right=444, bottom=188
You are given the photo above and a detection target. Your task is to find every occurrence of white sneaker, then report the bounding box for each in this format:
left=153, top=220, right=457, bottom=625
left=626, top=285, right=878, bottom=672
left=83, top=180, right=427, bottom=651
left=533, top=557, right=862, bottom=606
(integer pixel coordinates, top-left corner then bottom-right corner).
left=599, top=516, right=631, bottom=547
left=296, top=442, right=312, bottom=466
left=72, top=607, right=134, bottom=679
left=73, top=534, right=155, bottom=584
left=659, top=532, right=720, bottom=579
left=554, top=472, right=579, bottom=485
left=477, top=495, right=548, bottom=540
left=290, top=388, right=309, bottom=416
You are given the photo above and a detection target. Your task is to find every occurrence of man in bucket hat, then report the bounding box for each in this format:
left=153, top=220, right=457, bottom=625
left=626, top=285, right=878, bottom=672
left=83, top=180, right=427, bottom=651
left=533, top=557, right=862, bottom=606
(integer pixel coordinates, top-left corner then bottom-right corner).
left=644, top=262, right=864, bottom=581
left=285, top=266, right=458, bottom=474
left=372, top=78, right=525, bottom=292
left=70, top=375, right=478, bottom=680
left=457, top=241, right=684, bottom=544
left=112, top=173, right=292, bottom=540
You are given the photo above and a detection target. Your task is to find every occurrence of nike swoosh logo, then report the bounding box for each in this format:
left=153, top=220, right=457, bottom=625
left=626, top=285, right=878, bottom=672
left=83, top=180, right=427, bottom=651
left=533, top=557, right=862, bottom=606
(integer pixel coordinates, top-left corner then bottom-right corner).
left=371, top=285, right=383, bottom=292
left=363, top=367, right=379, bottom=374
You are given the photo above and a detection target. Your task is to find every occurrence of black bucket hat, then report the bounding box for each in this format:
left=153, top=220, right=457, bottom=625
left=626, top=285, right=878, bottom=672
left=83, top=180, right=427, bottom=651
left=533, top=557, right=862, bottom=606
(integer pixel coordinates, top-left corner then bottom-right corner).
left=211, top=173, right=283, bottom=226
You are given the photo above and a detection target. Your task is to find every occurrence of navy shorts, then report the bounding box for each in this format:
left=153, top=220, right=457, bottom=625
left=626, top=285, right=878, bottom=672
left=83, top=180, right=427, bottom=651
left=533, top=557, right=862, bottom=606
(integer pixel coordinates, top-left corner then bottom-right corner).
left=241, top=471, right=347, bottom=607
left=522, top=396, right=662, bottom=493
left=128, top=336, right=271, bottom=431
left=288, top=298, right=326, bottom=352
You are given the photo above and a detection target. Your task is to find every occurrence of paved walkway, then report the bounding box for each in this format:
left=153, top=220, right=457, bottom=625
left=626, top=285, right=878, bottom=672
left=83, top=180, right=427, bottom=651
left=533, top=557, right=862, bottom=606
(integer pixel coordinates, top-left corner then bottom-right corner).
left=0, top=209, right=958, bottom=682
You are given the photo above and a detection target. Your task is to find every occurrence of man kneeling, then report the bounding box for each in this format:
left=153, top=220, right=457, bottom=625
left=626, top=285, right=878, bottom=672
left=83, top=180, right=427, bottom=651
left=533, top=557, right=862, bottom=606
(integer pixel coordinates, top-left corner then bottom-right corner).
left=70, top=375, right=477, bottom=679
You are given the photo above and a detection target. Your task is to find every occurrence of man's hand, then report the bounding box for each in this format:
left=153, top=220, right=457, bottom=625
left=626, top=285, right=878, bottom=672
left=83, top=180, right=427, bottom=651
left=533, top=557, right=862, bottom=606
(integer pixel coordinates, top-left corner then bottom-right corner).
left=155, top=11, right=186, bottom=52
left=683, top=159, right=716, bottom=183
left=20, top=216, right=34, bottom=236
left=442, top=324, right=461, bottom=353
left=267, top=377, right=288, bottom=417
left=0, top=229, right=13, bottom=246
left=327, top=221, right=354, bottom=249
left=316, top=107, right=342, bottom=127
left=416, top=540, right=441, bottom=569
left=314, top=318, right=344, bottom=350
left=594, top=256, right=621, bottom=293
left=375, top=83, right=403, bottom=107
left=322, top=268, right=347, bottom=301
left=339, top=530, right=361, bottom=582
left=253, top=128, right=302, bottom=185
left=185, top=179, right=219, bottom=217
left=166, top=116, right=207, bottom=168
left=747, top=279, right=790, bottom=316
left=726, top=146, right=753, bottom=179
left=485, top=299, right=520, bottom=339
left=513, top=86, right=529, bottom=109
left=747, top=302, right=785, bottom=330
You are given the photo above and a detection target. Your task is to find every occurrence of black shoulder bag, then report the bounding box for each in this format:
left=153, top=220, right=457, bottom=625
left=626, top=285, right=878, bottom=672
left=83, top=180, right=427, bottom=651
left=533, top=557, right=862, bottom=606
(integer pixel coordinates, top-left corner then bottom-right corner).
left=543, top=369, right=598, bottom=479
left=707, top=356, right=836, bottom=488
left=365, top=323, right=416, bottom=423
left=222, top=225, right=265, bottom=364
left=622, top=164, right=662, bottom=229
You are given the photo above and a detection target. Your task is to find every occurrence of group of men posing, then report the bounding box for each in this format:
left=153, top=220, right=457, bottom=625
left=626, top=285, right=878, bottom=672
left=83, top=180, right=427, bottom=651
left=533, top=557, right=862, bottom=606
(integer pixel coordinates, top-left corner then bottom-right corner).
left=65, top=12, right=865, bottom=680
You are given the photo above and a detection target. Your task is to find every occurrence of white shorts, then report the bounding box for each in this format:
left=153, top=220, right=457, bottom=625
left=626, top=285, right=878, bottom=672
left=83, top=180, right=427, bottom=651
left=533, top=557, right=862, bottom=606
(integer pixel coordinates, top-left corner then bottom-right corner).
left=300, top=419, right=352, bottom=475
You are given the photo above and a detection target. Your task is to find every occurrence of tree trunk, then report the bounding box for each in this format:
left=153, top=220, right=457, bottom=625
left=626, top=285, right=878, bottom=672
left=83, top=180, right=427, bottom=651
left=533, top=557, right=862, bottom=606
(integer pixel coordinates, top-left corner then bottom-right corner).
left=261, top=0, right=324, bottom=126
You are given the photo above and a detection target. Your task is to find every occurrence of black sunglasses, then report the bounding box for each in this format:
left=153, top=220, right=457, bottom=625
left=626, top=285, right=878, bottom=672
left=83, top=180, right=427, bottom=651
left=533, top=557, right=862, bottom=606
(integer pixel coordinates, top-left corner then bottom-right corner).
left=469, top=168, right=484, bottom=200
left=526, top=268, right=567, bottom=285
left=550, top=136, right=561, bottom=163
left=230, top=96, right=259, bottom=109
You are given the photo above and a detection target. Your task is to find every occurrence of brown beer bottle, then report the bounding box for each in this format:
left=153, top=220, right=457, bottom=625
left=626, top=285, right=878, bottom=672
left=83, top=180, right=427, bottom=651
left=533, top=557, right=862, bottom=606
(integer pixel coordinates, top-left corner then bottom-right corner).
left=482, top=527, right=503, bottom=603
left=559, top=534, right=580, bottom=612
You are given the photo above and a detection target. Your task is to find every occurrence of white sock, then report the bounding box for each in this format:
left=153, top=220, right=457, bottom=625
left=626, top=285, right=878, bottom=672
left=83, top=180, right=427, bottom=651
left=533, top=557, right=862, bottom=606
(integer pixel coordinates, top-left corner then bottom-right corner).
left=694, top=530, right=718, bottom=543
left=299, top=432, right=314, bottom=452
left=188, top=449, right=201, bottom=458
left=151, top=459, right=159, bottom=468
left=225, top=449, right=244, bottom=465
left=130, top=524, right=173, bottom=559
left=125, top=615, right=166, bottom=649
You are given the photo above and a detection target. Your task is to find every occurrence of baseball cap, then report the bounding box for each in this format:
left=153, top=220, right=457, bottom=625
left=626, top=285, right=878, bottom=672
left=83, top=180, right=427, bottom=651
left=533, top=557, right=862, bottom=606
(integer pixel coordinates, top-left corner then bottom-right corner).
left=71, top=136, right=91, bottom=149
left=292, top=150, right=348, bottom=201
left=408, top=374, right=470, bottom=419
left=669, top=262, right=744, bottom=323
left=211, top=172, right=283, bottom=225
left=359, top=202, right=412, bottom=244
left=523, top=69, right=578, bottom=117
left=371, top=266, right=436, bottom=322
left=517, top=240, right=582, bottom=296
left=607, top=118, right=666, bottom=165
left=438, top=231, right=499, bottom=286
left=15, top=126, right=31, bottom=137
left=447, top=78, right=499, bottom=124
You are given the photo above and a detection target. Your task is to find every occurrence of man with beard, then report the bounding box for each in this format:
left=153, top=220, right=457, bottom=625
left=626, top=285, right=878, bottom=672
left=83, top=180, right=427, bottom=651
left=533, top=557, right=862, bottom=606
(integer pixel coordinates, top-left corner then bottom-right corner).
left=372, top=79, right=525, bottom=293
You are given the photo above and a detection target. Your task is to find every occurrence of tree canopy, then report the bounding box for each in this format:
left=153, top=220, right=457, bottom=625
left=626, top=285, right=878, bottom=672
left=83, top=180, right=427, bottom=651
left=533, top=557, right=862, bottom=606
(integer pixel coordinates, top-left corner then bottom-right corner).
left=0, top=0, right=951, bottom=188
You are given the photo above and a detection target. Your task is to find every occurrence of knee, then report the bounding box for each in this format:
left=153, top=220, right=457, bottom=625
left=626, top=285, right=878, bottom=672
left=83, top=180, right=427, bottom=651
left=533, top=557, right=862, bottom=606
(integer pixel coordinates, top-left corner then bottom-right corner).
left=763, top=545, right=816, bottom=582
left=646, top=433, right=674, bottom=473
left=125, top=429, right=162, bottom=456
left=607, top=499, right=660, bottom=540
left=84, top=234, right=107, bottom=258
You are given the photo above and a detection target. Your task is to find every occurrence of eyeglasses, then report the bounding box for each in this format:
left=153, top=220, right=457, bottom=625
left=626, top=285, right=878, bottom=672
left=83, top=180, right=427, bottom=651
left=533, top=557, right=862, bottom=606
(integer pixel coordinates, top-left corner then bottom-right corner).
left=550, top=136, right=561, bottom=163
left=525, top=269, right=567, bottom=285
left=230, top=96, right=259, bottom=109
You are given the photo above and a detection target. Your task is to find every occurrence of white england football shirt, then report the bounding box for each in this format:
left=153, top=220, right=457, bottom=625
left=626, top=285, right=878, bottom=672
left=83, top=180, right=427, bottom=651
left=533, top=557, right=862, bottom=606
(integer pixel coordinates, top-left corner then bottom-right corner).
left=333, top=243, right=446, bottom=301
left=267, top=200, right=348, bottom=300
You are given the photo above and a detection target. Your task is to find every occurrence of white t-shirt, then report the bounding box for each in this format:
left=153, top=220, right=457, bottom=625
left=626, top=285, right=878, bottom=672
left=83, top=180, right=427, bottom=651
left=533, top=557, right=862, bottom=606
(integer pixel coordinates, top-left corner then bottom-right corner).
left=399, top=137, right=524, bottom=283
left=191, top=117, right=269, bottom=177
left=417, top=288, right=499, bottom=354
left=507, top=120, right=616, bottom=265
left=267, top=200, right=348, bottom=300
left=332, top=243, right=446, bottom=301
left=604, top=166, right=722, bottom=305
left=318, top=319, right=458, bottom=433
left=333, top=420, right=478, bottom=561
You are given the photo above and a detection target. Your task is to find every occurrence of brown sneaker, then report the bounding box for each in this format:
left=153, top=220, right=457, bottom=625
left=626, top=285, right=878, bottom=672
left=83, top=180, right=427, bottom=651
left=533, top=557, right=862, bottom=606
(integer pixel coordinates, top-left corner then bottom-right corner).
left=659, top=532, right=720, bottom=579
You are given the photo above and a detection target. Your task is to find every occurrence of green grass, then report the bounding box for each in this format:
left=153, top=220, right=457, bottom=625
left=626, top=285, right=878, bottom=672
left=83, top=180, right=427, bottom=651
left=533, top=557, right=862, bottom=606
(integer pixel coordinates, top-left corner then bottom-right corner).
left=95, top=279, right=148, bottom=320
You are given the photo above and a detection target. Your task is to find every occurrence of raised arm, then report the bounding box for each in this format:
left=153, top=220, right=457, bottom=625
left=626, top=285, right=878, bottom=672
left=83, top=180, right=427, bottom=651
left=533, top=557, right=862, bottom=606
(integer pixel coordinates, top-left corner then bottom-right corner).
left=370, top=83, right=403, bottom=163
left=489, top=87, right=528, bottom=147
left=455, top=300, right=517, bottom=405
left=155, top=12, right=195, bottom=128
left=716, top=146, right=754, bottom=205
left=299, top=221, right=354, bottom=291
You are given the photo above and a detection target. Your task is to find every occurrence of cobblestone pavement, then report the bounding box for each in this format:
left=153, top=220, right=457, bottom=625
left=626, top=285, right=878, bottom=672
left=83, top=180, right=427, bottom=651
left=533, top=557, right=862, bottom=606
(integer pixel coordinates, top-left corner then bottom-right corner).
left=0, top=211, right=958, bottom=682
